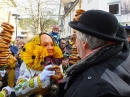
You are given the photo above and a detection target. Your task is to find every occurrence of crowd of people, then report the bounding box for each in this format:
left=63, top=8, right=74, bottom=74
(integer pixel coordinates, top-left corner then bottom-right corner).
left=0, top=9, right=130, bottom=97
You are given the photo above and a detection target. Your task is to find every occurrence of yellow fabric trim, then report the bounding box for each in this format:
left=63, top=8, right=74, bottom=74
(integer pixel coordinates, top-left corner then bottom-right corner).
left=7, top=69, right=15, bottom=87
left=37, top=76, right=42, bottom=88
left=29, top=78, right=35, bottom=88
left=0, top=90, right=7, bottom=97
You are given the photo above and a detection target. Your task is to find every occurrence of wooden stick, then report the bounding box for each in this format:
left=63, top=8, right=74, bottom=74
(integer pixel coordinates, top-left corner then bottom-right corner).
left=8, top=11, right=11, bottom=24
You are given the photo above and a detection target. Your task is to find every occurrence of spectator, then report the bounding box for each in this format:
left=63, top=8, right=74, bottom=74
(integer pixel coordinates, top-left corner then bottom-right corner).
left=59, top=38, right=71, bottom=54
left=49, top=25, right=60, bottom=45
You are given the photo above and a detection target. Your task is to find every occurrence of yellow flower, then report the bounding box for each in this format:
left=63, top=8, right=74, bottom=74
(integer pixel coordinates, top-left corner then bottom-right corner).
left=31, top=34, right=40, bottom=45
left=33, top=45, right=48, bottom=60
left=20, top=35, right=63, bottom=71
left=20, top=42, right=35, bottom=66
left=53, top=46, right=63, bottom=58
left=32, top=45, right=49, bottom=70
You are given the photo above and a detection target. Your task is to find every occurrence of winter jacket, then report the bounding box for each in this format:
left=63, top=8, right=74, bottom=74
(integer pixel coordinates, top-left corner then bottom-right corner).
left=49, top=31, right=60, bottom=45
left=58, top=44, right=130, bottom=97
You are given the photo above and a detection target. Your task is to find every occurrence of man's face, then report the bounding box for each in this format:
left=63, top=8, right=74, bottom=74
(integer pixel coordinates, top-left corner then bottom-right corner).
left=62, top=57, right=69, bottom=67
left=53, top=28, right=59, bottom=33
left=40, top=34, right=54, bottom=56
left=60, top=40, right=67, bottom=49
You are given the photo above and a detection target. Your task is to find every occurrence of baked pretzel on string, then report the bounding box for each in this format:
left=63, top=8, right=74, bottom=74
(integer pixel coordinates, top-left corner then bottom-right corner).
left=49, top=65, right=64, bottom=81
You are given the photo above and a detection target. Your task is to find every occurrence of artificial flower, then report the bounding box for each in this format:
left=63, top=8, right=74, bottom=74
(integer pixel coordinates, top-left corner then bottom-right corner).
left=32, top=45, right=48, bottom=71
left=53, top=46, right=63, bottom=58
left=20, top=42, right=35, bottom=66
left=31, top=34, right=40, bottom=45
left=21, top=37, right=63, bottom=71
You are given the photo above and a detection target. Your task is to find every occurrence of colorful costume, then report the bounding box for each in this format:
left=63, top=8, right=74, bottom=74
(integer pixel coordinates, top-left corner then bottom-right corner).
left=14, top=34, right=63, bottom=97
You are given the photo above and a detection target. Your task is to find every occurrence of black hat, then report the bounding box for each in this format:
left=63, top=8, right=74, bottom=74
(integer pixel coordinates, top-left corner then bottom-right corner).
left=69, top=10, right=127, bottom=42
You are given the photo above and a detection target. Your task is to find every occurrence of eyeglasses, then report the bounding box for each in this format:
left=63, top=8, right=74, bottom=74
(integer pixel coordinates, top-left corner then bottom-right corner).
left=60, top=42, right=66, bottom=44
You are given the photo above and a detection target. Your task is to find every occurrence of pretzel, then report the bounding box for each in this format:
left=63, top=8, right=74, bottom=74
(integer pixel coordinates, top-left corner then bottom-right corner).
left=69, top=60, right=77, bottom=65
left=73, top=9, right=85, bottom=22
left=0, top=64, right=7, bottom=66
left=1, top=33, right=12, bottom=39
left=2, top=22, right=14, bottom=29
left=3, top=28, right=14, bottom=33
left=69, top=55, right=81, bottom=60
left=1, top=30, right=12, bottom=35
left=2, top=52, right=12, bottom=54
left=2, top=37, right=12, bottom=42
left=0, top=59, right=8, bottom=62
left=76, top=8, right=85, bottom=14
left=49, top=66, right=64, bottom=81
left=0, top=22, right=14, bottom=67
left=71, top=51, right=78, bottom=54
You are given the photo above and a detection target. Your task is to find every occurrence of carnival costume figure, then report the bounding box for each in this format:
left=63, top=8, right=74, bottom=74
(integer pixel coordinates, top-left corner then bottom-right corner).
left=14, top=33, right=63, bottom=97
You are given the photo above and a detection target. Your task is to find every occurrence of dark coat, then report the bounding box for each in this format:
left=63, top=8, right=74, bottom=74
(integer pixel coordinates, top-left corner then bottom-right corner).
left=58, top=44, right=130, bottom=97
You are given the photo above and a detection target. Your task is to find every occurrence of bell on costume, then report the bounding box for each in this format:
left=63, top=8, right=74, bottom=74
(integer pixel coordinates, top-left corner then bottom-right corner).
left=51, top=84, right=58, bottom=90
left=34, top=94, right=43, bottom=97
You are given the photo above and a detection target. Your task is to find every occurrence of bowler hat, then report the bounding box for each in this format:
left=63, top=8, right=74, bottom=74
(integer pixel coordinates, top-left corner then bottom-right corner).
left=69, top=10, right=127, bottom=42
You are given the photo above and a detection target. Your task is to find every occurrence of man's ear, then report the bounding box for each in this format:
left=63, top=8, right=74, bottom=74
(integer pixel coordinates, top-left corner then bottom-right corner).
left=82, top=41, right=88, bottom=49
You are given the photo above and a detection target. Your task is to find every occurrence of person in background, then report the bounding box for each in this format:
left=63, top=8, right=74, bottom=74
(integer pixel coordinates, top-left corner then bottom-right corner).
left=15, top=36, right=23, bottom=47
left=17, top=39, right=26, bottom=50
left=58, top=10, right=130, bottom=97
left=59, top=38, right=71, bottom=54
left=62, top=52, right=70, bottom=76
left=49, top=25, right=60, bottom=45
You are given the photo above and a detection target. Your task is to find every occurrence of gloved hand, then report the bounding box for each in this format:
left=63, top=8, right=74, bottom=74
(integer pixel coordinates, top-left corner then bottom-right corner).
left=39, top=65, right=55, bottom=82
left=0, top=70, right=6, bottom=77
left=2, top=86, right=12, bottom=96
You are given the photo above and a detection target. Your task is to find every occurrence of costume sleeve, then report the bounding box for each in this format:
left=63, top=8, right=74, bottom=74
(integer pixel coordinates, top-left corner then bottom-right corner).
left=14, top=62, right=50, bottom=97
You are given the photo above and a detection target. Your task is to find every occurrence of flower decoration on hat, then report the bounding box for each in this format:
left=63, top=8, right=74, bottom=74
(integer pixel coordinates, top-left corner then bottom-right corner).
left=20, top=34, right=63, bottom=71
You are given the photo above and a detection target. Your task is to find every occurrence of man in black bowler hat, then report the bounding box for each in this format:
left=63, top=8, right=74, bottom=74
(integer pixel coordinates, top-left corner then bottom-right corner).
left=58, top=10, right=130, bottom=97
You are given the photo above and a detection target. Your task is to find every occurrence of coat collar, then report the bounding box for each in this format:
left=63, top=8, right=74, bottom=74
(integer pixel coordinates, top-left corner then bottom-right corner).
left=66, top=44, right=123, bottom=76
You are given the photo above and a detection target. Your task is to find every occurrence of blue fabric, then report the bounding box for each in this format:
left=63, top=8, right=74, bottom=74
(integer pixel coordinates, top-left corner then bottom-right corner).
left=50, top=31, right=60, bottom=45
left=10, top=45, right=18, bottom=56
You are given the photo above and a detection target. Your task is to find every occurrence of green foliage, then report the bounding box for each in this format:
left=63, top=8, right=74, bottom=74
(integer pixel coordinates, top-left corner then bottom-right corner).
left=18, top=17, right=58, bottom=32
left=40, top=18, right=58, bottom=32
left=18, top=18, right=32, bottom=30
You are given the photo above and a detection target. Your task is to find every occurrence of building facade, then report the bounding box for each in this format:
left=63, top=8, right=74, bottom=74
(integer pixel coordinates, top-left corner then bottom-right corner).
left=59, top=0, right=130, bottom=38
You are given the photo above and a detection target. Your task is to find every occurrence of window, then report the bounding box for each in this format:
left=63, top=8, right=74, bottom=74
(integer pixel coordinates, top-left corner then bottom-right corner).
left=109, top=3, right=120, bottom=15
